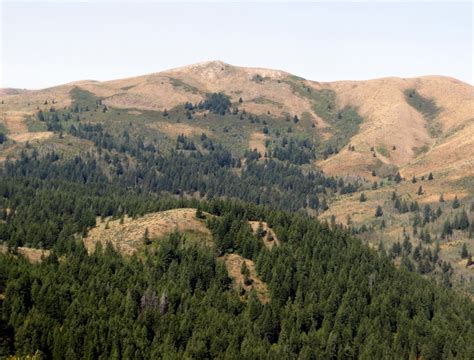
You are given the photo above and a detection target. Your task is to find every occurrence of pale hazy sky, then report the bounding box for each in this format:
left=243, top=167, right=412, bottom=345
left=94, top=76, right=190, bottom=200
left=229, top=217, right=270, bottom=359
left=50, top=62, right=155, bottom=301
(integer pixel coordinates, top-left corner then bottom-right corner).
left=1, top=1, right=472, bottom=89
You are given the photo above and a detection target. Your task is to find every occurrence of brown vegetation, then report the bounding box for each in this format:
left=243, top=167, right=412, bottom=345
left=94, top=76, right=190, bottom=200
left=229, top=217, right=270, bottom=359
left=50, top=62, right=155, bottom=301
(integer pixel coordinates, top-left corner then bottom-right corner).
left=83, top=208, right=212, bottom=255
left=220, top=253, right=269, bottom=303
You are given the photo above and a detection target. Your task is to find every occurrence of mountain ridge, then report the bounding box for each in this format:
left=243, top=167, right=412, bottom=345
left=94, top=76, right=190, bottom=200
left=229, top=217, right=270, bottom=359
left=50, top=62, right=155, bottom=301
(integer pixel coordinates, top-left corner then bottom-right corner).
left=1, top=60, right=473, bottom=181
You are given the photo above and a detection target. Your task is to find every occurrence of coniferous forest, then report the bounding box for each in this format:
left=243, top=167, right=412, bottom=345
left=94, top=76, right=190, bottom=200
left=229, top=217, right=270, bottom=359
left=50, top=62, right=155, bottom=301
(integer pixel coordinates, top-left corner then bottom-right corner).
left=0, top=120, right=473, bottom=358
left=2, top=1, right=474, bottom=355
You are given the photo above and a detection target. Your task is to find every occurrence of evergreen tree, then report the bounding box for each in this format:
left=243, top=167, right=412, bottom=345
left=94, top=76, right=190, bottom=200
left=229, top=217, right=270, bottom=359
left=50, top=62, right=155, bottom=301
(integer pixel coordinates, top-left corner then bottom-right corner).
left=375, top=205, right=383, bottom=217
left=394, top=172, right=402, bottom=183
left=452, top=196, right=460, bottom=209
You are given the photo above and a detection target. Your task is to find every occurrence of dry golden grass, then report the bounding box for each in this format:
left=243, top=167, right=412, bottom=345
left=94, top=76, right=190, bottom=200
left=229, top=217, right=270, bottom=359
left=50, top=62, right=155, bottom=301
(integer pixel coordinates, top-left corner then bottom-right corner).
left=249, top=221, right=280, bottom=249
left=401, top=121, right=474, bottom=179
left=9, top=131, right=54, bottom=143
left=317, top=76, right=474, bottom=178
left=248, top=132, right=267, bottom=154
left=220, top=253, right=269, bottom=303
left=1, top=111, right=29, bottom=134
left=76, top=61, right=322, bottom=120
left=1, top=62, right=471, bottom=182
left=322, top=174, right=471, bottom=226
left=148, top=121, right=209, bottom=138
left=0, top=84, right=75, bottom=114
left=0, top=244, right=50, bottom=263
left=83, top=208, right=212, bottom=255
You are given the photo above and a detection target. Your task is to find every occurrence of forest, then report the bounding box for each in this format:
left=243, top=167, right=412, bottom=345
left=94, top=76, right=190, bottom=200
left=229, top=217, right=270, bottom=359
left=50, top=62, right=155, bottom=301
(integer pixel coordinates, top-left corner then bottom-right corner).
left=0, top=136, right=473, bottom=358
left=0, top=92, right=473, bottom=359
left=2, top=197, right=474, bottom=359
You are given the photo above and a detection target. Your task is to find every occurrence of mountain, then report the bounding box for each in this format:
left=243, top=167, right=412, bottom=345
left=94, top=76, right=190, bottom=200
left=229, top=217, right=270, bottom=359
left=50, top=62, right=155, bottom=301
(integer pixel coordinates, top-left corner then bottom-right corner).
left=1, top=61, right=474, bottom=358
left=1, top=61, right=472, bottom=178
left=1, top=61, right=473, bottom=292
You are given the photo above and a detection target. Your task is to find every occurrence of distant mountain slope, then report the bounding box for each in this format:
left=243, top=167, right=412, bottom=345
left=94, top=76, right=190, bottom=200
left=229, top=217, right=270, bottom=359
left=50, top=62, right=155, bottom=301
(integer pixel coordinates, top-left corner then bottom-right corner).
left=318, top=76, right=474, bottom=177
left=1, top=61, right=473, bottom=180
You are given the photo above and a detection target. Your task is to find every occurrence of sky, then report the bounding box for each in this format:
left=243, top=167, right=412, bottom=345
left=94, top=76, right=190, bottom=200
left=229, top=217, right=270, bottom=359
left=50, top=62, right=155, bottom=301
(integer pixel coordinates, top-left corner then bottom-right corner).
left=1, top=1, right=472, bottom=89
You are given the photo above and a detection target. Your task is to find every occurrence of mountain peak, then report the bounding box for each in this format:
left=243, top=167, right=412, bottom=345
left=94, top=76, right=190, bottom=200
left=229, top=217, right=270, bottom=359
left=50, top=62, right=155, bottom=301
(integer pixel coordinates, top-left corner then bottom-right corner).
left=165, top=60, right=232, bottom=74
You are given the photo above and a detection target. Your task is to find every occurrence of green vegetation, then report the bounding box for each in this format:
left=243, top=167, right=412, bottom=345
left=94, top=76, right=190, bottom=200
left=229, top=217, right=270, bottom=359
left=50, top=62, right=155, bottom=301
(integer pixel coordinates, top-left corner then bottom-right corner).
left=2, top=198, right=474, bottom=358
left=1, top=83, right=474, bottom=358
left=413, top=144, right=430, bottom=156
left=283, top=78, right=364, bottom=156
left=168, top=77, right=200, bottom=94
left=0, top=122, right=7, bottom=135
left=376, top=145, right=390, bottom=158
left=271, top=138, right=316, bottom=165
left=26, top=116, right=48, bottom=132
left=69, top=87, right=102, bottom=109
left=251, top=74, right=270, bottom=83
left=199, top=92, right=232, bottom=115
left=404, top=89, right=442, bottom=137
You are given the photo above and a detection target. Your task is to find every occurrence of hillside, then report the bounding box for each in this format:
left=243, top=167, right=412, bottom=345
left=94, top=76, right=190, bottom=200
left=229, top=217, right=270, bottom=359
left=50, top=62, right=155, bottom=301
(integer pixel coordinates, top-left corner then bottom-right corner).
left=0, top=61, right=472, bottom=273
left=1, top=61, right=474, bottom=358
left=2, top=199, right=474, bottom=358
left=1, top=62, right=472, bottom=178
left=1, top=61, right=473, bottom=295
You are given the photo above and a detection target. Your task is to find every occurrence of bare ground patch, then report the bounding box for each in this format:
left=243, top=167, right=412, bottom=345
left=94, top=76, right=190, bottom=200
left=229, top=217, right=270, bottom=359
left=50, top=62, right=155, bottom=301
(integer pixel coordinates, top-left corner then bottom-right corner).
left=0, top=244, right=50, bottom=263
left=249, top=221, right=280, bottom=249
left=83, top=208, right=212, bottom=255
left=1, top=111, right=29, bottom=134
left=220, top=253, right=269, bottom=304
left=149, top=121, right=209, bottom=138
left=9, top=131, right=54, bottom=143
left=248, top=132, right=267, bottom=154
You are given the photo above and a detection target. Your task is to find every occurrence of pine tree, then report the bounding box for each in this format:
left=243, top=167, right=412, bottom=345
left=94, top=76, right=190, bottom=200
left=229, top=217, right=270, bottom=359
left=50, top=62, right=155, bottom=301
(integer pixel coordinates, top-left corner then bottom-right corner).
left=196, top=206, right=205, bottom=219
left=452, top=196, right=460, bottom=209
left=442, top=220, right=453, bottom=239
left=359, top=193, right=367, bottom=202
left=375, top=205, right=383, bottom=217
left=461, top=243, right=468, bottom=259
left=394, top=172, right=402, bottom=183
left=143, top=227, right=151, bottom=245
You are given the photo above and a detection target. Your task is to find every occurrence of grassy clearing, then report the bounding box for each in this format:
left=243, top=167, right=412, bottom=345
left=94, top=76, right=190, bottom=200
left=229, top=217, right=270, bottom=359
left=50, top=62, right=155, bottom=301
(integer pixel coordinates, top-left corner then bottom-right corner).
left=376, top=145, right=390, bottom=158
left=221, top=253, right=270, bottom=304
left=26, top=116, right=48, bottom=132
left=248, top=221, right=280, bottom=250
left=83, top=208, right=212, bottom=255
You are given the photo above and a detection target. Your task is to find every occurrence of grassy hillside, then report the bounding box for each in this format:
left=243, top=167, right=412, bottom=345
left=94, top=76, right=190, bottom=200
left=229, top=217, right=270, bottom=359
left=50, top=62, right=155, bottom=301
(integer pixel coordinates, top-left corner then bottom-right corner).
left=0, top=62, right=473, bottom=298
